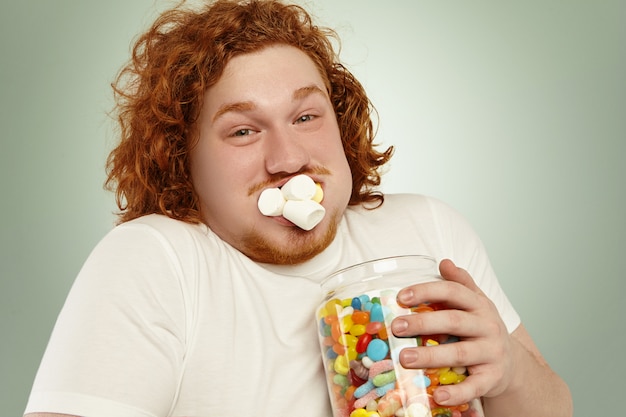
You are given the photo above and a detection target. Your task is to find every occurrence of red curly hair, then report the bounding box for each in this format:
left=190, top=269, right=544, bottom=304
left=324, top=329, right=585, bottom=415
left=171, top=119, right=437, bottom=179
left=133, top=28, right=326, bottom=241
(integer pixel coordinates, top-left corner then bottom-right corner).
left=106, top=0, right=393, bottom=224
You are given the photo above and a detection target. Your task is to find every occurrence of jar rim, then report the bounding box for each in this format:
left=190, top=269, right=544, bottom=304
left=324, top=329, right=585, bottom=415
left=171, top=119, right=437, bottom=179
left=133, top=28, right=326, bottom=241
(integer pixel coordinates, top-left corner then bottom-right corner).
left=320, top=254, right=437, bottom=292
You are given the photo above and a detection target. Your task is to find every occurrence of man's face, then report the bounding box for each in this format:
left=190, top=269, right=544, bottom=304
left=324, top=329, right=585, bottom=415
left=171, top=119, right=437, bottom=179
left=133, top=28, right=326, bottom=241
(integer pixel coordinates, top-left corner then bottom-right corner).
left=190, top=44, right=352, bottom=264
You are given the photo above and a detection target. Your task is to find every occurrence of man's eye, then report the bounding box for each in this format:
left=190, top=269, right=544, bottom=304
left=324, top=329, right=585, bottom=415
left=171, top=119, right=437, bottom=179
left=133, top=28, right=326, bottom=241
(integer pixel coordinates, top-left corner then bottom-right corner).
left=295, top=114, right=314, bottom=124
left=232, top=128, right=252, bottom=137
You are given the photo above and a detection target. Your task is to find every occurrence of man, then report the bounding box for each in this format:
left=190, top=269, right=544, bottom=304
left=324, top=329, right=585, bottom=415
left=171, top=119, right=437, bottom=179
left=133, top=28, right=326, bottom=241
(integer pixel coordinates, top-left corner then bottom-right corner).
left=25, top=1, right=572, bottom=416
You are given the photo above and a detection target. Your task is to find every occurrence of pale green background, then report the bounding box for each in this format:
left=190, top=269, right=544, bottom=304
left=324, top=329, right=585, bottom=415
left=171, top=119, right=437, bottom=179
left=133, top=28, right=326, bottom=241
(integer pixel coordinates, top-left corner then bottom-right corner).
left=1, top=1, right=624, bottom=415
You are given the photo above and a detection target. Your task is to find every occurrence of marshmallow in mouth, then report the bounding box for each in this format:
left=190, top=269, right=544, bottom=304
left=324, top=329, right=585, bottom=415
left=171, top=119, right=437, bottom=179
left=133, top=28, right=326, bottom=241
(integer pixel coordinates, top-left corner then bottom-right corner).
left=257, top=174, right=325, bottom=231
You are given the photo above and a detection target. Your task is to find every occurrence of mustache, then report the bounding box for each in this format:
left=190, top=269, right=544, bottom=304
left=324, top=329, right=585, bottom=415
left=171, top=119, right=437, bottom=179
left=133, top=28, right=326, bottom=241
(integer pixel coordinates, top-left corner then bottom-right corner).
left=247, top=166, right=331, bottom=196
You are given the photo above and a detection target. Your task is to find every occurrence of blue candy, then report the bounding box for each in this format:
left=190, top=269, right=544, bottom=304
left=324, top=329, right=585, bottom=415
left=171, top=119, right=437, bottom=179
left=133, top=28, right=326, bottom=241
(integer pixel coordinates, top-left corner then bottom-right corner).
left=413, top=374, right=431, bottom=388
left=366, top=339, right=389, bottom=361
left=370, top=303, right=384, bottom=322
left=358, top=294, right=370, bottom=306
left=354, top=380, right=375, bottom=398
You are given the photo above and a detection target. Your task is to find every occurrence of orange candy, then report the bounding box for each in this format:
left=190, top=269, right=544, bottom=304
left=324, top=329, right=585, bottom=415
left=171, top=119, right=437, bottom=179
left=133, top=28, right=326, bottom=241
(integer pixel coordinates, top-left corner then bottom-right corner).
left=331, top=321, right=343, bottom=341
left=324, top=314, right=339, bottom=325
left=332, top=343, right=346, bottom=355
left=414, top=304, right=435, bottom=313
left=377, top=326, right=388, bottom=340
left=344, top=385, right=356, bottom=401
left=351, top=310, right=370, bottom=325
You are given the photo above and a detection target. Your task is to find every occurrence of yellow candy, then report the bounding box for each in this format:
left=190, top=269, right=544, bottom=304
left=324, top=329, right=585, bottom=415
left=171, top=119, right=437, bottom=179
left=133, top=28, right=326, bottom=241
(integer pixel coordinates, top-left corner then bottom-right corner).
left=350, top=409, right=379, bottom=417
left=321, top=299, right=342, bottom=317
left=341, top=315, right=354, bottom=332
left=334, top=354, right=350, bottom=375
left=350, top=324, right=366, bottom=336
left=439, top=370, right=460, bottom=385
left=339, top=334, right=358, bottom=348
left=312, top=182, right=324, bottom=203
left=346, top=347, right=358, bottom=361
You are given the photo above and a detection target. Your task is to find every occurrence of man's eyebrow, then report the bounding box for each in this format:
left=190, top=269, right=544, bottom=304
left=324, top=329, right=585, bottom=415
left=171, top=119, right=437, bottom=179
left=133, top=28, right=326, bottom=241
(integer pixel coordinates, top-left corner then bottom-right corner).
left=293, top=85, right=327, bottom=101
left=212, top=101, right=256, bottom=123
left=212, top=85, right=326, bottom=123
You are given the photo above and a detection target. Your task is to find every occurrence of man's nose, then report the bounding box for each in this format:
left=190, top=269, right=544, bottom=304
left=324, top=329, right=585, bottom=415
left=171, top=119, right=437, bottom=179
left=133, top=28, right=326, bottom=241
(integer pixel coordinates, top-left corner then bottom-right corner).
left=264, top=127, right=311, bottom=174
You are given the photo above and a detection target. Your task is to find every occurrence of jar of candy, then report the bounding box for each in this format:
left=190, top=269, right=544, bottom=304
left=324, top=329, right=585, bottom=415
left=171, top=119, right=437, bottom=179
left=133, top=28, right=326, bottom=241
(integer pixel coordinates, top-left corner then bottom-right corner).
left=316, top=255, right=484, bottom=417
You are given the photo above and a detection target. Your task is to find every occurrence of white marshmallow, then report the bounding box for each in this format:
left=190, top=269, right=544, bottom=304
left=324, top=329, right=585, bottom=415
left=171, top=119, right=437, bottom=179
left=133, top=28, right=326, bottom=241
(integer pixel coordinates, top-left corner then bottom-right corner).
left=257, top=187, right=286, bottom=216
left=282, top=199, right=326, bottom=231
left=280, top=174, right=317, bottom=201
left=404, top=402, right=430, bottom=417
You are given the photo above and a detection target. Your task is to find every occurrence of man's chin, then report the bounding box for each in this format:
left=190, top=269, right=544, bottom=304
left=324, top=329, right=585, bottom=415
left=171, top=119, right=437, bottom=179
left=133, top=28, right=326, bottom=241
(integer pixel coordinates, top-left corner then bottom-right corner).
left=241, top=212, right=339, bottom=265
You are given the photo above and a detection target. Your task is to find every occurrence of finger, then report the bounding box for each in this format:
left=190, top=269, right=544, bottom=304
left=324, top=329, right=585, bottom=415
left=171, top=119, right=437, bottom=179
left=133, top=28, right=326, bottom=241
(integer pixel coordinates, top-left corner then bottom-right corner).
left=439, top=258, right=481, bottom=293
left=396, top=279, right=479, bottom=311
left=391, top=308, right=492, bottom=339
left=432, top=370, right=492, bottom=407
left=397, top=341, right=494, bottom=370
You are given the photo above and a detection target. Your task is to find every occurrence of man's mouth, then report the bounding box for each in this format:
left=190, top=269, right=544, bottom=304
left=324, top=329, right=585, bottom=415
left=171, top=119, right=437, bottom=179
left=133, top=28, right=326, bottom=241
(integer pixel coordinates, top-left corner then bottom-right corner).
left=257, top=174, right=325, bottom=231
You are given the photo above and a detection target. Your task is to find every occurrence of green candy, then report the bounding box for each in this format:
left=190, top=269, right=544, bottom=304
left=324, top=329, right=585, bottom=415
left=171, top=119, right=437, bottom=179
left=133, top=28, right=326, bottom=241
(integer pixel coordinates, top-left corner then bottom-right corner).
left=372, top=369, right=396, bottom=387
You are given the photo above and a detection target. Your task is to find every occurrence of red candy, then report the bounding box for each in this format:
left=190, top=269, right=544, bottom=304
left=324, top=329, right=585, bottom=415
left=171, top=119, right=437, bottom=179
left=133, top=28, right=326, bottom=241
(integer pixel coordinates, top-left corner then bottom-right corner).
left=355, top=333, right=372, bottom=353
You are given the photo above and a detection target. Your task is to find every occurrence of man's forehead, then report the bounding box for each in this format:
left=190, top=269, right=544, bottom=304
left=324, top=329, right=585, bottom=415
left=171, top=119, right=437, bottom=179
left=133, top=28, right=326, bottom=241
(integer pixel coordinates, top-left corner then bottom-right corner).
left=219, top=44, right=324, bottom=83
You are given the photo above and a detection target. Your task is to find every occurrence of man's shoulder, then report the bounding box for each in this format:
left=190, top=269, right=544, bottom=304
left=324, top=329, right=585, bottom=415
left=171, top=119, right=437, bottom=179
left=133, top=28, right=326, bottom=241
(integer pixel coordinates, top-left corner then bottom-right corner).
left=345, top=193, right=462, bottom=227
left=121, top=213, right=206, bottom=232
left=107, top=214, right=209, bottom=248
left=382, top=193, right=430, bottom=205
left=349, top=193, right=436, bottom=213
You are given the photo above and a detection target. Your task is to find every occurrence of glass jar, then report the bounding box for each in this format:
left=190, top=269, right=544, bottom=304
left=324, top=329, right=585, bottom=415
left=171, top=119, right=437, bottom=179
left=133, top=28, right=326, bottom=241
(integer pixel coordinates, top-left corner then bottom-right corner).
left=316, top=255, right=484, bottom=417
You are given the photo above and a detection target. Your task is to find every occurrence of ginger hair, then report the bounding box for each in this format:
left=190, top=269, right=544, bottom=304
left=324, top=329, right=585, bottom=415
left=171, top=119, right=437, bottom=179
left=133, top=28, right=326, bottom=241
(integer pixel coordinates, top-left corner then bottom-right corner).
left=106, top=0, right=393, bottom=224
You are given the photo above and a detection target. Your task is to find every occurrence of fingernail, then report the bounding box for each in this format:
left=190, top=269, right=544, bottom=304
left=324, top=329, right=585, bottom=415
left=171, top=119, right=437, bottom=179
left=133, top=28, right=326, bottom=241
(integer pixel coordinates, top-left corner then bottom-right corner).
left=434, top=388, right=451, bottom=404
left=392, top=318, right=408, bottom=333
left=397, top=289, right=414, bottom=306
left=401, top=349, right=418, bottom=364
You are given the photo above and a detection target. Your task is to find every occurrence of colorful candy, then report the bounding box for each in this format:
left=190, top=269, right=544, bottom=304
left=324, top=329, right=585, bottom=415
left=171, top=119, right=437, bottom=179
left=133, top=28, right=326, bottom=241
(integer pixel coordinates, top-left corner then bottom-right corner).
left=318, top=291, right=482, bottom=417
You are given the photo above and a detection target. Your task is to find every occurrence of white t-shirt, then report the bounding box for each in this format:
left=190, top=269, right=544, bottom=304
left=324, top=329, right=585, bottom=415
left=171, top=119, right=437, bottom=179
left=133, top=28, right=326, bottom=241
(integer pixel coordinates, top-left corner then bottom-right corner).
left=25, top=194, right=520, bottom=417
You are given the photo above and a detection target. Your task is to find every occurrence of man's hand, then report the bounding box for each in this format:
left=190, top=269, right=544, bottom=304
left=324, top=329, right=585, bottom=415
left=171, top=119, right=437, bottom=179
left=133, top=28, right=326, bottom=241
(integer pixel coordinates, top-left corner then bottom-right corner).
left=390, top=259, right=515, bottom=406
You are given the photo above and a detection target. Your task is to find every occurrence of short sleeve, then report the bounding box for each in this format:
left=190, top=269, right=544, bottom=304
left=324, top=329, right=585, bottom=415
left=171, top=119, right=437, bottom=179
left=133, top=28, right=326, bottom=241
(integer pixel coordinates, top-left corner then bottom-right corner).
left=24, top=222, right=189, bottom=416
left=425, top=196, right=521, bottom=333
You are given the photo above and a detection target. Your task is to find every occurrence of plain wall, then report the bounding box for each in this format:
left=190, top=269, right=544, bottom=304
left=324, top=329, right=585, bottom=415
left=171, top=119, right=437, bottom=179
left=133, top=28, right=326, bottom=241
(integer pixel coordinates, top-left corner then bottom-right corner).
left=1, top=1, right=624, bottom=415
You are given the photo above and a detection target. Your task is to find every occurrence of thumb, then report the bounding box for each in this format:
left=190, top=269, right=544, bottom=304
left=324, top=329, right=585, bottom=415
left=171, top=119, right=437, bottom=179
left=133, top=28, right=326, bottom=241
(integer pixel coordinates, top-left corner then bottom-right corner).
left=439, top=258, right=479, bottom=291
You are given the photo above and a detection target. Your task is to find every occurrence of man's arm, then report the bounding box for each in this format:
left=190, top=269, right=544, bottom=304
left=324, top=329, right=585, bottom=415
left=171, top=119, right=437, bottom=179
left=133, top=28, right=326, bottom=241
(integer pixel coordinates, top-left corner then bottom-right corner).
left=392, top=259, right=573, bottom=417
left=482, top=324, right=573, bottom=416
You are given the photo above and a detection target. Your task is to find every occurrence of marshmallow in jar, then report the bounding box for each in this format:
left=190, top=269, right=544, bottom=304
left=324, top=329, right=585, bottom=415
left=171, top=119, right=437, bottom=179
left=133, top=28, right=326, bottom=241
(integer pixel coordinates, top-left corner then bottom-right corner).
left=257, top=174, right=325, bottom=231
